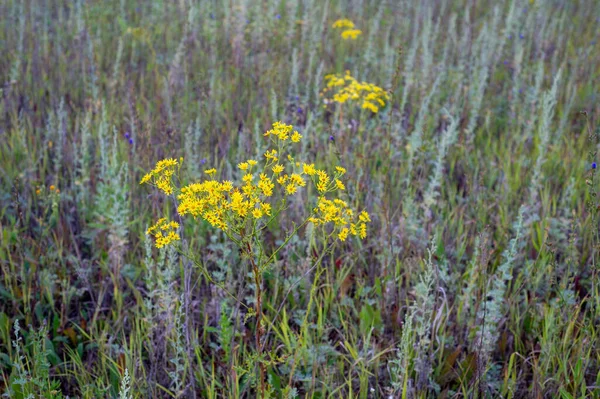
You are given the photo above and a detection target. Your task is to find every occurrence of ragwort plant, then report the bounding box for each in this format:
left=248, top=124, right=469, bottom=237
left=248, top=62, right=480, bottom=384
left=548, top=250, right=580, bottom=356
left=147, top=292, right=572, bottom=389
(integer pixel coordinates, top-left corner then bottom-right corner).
left=140, top=121, right=371, bottom=396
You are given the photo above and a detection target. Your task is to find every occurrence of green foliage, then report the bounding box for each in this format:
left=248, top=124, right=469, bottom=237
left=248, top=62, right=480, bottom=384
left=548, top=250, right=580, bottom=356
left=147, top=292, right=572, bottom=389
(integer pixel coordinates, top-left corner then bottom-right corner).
left=0, top=0, right=599, bottom=397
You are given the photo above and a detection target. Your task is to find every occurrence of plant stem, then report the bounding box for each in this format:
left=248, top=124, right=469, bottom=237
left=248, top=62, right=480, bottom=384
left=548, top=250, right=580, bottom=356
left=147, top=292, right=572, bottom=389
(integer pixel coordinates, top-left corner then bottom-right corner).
left=248, top=243, right=266, bottom=398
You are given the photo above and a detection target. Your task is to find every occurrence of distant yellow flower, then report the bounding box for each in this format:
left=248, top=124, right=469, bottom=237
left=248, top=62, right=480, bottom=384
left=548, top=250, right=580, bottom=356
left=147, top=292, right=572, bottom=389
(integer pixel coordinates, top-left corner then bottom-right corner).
left=322, top=71, right=389, bottom=113
left=272, top=164, right=285, bottom=174
left=341, top=29, right=362, bottom=40
left=238, top=162, right=249, bottom=171
left=291, top=131, right=302, bottom=142
left=362, top=101, right=379, bottom=113
left=205, top=168, right=217, bottom=175
left=332, top=19, right=355, bottom=29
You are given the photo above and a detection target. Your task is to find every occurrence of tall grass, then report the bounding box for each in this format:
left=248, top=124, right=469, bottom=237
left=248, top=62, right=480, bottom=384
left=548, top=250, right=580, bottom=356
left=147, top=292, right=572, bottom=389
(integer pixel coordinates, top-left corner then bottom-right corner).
left=1, top=0, right=599, bottom=397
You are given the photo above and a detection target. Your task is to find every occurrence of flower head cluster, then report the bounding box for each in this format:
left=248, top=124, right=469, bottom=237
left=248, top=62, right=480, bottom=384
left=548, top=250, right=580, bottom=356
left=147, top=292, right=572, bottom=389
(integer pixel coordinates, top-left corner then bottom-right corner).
left=309, top=198, right=370, bottom=241
left=141, top=122, right=370, bottom=248
left=322, top=71, right=389, bottom=113
left=263, top=121, right=302, bottom=142
left=332, top=19, right=362, bottom=40
left=146, top=218, right=181, bottom=248
left=140, top=158, right=180, bottom=195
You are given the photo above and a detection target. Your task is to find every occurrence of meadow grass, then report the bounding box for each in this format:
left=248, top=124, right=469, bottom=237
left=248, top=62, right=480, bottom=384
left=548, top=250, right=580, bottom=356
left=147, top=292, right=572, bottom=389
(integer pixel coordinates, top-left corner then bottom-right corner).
left=0, top=0, right=599, bottom=397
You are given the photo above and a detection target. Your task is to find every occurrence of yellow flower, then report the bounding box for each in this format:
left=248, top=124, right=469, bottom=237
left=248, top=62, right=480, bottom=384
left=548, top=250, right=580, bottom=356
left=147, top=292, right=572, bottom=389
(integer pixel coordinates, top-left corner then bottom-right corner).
left=140, top=173, right=152, bottom=184
left=147, top=218, right=180, bottom=248
left=265, top=121, right=293, bottom=141
left=335, top=166, right=346, bottom=175
left=332, top=19, right=355, bottom=29
left=316, top=170, right=330, bottom=193
left=359, top=223, right=367, bottom=239
left=260, top=202, right=272, bottom=216
left=286, top=183, right=297, bottom=195
left=277, top=175, right=288, bottom=185
left=303, top=163, right=317, bottom=176
left=264, top=149, right=278, bottom=161
left=322, top=71, right=389, bottom=112
left=143, top=120, right=371, bottom=249
left=338, top=228, right=349, bottom=241
left=156, top=177, right=174, bottom=195
left=242, top=173, right=254, bottom=183
left=290, top=174, right=306, bottom=187
left=308, top=217, right=321, bottom=225
left=221, top=181, right=234, bottom=191
left=362, top=101, right=379, bottom=113
left=258, top=174, right=274, bottom=197
left=155, top=231, right=180, bottom=248
left=341, top=29, right=362, bottom=40
left=155, top=158, right=178, bottom=172
left=252, top=208, right=263, bottom=219
left=359, top=211, right=371, bottom=223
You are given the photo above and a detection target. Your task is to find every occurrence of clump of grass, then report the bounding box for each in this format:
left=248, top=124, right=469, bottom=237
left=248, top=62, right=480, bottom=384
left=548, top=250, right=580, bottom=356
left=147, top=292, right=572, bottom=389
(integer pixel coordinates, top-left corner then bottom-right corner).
left=0, top=0, right=599, bottom=397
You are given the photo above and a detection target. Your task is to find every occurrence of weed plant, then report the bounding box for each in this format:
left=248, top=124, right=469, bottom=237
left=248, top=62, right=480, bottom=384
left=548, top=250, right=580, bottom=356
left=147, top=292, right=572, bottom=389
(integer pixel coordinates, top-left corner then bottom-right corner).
left=0, top=0, right=599, bottom=398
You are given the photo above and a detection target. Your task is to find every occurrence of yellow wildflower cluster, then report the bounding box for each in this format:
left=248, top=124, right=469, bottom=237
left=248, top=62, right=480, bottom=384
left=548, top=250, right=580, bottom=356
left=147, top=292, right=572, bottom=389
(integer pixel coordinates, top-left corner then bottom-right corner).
left=263, top=121, right=302, bottom=142
left=146, top=218, right=181, bottom=248
left=302, top=164, right=369, bottom=241
left=332, top=19, right=362, bottom=40
left=332, top=19, right=355, bottom=29
left=309, top=198, right=370, bottom=241
left=322, top=71, right=390, bottom=113
left=341, top=29, right=362, bottom=40
left=141, top=122, right=371, bottom=248
left=140, top=158, right=180, bottom=195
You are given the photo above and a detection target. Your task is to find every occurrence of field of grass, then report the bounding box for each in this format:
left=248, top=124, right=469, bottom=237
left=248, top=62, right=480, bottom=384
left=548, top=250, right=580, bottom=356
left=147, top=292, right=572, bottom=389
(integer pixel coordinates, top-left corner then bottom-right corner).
left=1, top=0, right=600, bottom=397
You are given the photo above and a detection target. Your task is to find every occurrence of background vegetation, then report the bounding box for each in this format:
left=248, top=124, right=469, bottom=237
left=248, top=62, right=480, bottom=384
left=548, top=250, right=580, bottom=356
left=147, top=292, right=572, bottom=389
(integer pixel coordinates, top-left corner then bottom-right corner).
left=0, top=0, right=599, bottom=397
